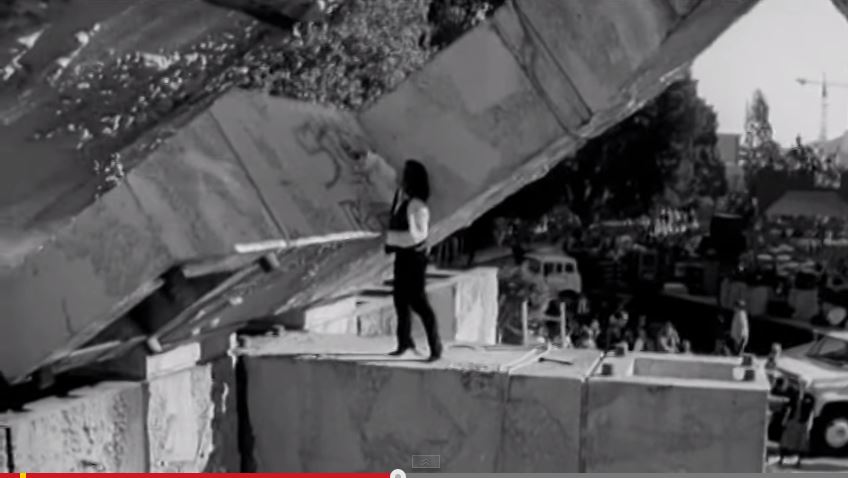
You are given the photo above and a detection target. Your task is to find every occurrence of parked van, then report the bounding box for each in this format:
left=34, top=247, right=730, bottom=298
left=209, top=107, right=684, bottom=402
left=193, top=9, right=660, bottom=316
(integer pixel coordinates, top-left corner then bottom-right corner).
left=522, top=249, right=582, bottom=296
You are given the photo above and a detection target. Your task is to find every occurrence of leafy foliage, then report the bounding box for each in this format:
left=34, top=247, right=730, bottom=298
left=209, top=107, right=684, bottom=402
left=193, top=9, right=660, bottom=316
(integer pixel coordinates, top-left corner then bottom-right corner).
left=785, top=135, right=821, bottom=172
left=237, top=0, right=504, bottom=110
left=740, top=89, right=783, bottom=173
left=426, top=0, right=505, bottom=48
left=492, top=75, right=726, bottom=225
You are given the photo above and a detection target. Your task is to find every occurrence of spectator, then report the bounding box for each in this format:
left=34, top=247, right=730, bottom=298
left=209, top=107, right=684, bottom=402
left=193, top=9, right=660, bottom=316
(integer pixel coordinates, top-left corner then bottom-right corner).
left=576, top=326, right=597, bottom=349
left=605, top=310, right=628, bottom=350
left=680, top=340, right=693, bottom=354
left=779, top=394, right=815, bottom=468
left=730, top=299, right=750, bottom=356
left=589, top=319, right=602, bottom=342
left=766, top=343, right=782, bottom=370
left=714, top=334, right=732, bottom=356
left=657, top=321, right=681, bottom=353
left=632, top=327, right=651, bottom=352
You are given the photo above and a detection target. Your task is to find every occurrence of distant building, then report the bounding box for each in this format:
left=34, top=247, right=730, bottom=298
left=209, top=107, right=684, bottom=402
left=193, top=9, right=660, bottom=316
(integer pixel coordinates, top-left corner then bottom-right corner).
left=716, top=133, right=744, bottom=192
left=765, top=190, right=848, bottom=219
left=753, top=169, right=848, bottom=219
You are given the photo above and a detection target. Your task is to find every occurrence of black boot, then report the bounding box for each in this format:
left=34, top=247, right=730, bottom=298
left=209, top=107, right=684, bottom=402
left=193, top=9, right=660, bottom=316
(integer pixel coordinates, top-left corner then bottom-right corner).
left=427, top=342, right=443, bottom=362
left=389, top=344, right=416, bottom=356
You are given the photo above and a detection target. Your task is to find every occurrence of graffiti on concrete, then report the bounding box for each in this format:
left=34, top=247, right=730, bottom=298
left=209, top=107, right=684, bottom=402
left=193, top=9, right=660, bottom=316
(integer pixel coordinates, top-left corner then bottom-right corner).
left=294, top=118, right=374, bottom=190
left=339, top=199, right=390, bottom=231
left=294, top=116, right=395, bottom=231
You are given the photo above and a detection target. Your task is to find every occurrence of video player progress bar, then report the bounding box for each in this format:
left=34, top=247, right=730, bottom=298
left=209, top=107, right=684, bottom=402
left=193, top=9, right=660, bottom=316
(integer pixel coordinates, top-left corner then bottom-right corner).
left=396, top=472, right=836, bottom=478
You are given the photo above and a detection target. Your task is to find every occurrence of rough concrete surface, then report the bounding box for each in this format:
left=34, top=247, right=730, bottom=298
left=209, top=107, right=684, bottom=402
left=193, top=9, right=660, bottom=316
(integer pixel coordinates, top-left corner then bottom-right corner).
left=242, top=335, right=528, bottom=472
left=452, top=268, right=499, bottom=345
left=0, top=182, right=173, bottom=383
left=498, top=348, right=602, bottom=472
left=583, top=353, right=769, bottom=473
left=0, top=381, right=147, bottom=472
left=209, top=90, right=396, bottom=237
left=359, top=24, right=566, bottom=223
left=240, top=334, right=603, bottom=472
left=125, top=110, right=284, bottom=261
left=146, top=357, right=239, bottom=472
left=0, top=0, right=258, bottom=237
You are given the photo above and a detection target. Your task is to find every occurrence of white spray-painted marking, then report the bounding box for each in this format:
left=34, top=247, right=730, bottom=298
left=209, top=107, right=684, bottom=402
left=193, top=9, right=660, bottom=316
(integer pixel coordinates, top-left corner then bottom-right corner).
left=1, top=27, right=46, bottom=81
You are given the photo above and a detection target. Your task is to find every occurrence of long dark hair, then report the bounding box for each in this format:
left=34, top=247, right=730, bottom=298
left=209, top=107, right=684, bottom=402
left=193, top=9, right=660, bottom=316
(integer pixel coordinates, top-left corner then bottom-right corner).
left=403, top=159, right=430, bottom=202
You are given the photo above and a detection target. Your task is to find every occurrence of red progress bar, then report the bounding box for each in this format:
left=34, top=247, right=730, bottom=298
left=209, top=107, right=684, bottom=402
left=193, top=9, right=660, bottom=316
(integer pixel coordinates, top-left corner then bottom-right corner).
left=25, top=474, right=390, bottom=478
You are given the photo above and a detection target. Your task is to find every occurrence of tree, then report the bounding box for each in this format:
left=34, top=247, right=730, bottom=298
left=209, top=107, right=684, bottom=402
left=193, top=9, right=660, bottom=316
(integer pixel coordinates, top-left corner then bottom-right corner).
left=237, top=0, right=504, bottom=110
left=739, top=89, right=783, bottom=173
left=427, top=0, right=506, bottom=48
left=490, top=74, right=726, bottom=226
left=785, top=135, right=821, bottom=172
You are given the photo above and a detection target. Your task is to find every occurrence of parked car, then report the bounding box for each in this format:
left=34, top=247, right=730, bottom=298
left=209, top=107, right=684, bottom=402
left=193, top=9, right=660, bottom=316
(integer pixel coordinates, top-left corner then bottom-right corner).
left=771, top=330, right=848, bottom=455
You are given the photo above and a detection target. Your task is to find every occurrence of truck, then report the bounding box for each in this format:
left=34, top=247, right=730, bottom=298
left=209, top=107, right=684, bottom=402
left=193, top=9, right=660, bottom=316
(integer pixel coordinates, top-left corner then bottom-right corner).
left=771, top=330, right=848, bottom=455
left=521, top=248, right=583, bottom=299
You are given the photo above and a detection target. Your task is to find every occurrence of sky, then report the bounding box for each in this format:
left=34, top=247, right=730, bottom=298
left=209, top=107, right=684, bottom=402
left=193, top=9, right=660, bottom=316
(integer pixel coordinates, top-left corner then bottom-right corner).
left=692, top=0, right=848, bottom=146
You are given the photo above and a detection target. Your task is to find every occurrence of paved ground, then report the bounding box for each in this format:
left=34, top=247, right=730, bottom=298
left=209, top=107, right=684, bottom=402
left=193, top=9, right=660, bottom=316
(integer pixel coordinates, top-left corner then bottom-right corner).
left=768, top=455, right=848, bottom=472
left=767, top=442, right=848, bottom=472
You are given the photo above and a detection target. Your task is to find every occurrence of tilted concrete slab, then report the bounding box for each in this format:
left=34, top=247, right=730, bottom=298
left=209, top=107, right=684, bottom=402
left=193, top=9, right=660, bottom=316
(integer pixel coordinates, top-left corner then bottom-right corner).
left=0, top=0, right=260, bottom=241
left=583, top=352, right=769, bottom=473
left=240, top=333, right=603, bottom=472
left=0, top=90, right=396, bottom=383
left=253, top=0, right=761, bottom=319
left=1, top=0, right=765, bottom=382
left=0, top=183, right=175, bottom=383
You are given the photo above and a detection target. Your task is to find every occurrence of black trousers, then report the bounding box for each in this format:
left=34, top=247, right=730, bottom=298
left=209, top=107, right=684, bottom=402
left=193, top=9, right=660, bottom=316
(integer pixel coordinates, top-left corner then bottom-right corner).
left=732, top=337, right=748, bottom=356
left=393, top=249, right=442, bottom=355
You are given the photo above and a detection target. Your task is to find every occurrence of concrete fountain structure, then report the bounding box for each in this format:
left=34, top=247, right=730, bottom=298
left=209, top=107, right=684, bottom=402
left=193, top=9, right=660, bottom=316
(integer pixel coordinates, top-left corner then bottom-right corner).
left=0, top=332, right=768, bottom=472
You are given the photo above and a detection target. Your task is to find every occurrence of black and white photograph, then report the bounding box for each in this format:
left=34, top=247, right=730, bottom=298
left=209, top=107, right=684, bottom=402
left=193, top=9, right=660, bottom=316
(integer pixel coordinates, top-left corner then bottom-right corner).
left=2, top=0, right=848, bottom=473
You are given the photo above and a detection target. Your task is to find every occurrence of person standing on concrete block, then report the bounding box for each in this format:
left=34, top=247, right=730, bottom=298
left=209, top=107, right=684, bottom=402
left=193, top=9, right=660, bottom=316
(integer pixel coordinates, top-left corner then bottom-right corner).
left=730, top=299, right=750, bottom=356
left=385, top=159, right=443, bottom=361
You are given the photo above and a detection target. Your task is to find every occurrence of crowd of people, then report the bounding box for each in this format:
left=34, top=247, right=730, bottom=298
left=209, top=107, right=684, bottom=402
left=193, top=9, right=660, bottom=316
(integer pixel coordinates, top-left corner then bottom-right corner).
left=533, top=295, right=753, bottom=359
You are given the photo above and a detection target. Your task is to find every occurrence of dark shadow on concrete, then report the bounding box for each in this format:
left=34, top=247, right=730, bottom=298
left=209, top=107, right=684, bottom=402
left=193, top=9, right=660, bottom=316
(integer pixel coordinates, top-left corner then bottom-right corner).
left=235, top=357, right=257, bottom=473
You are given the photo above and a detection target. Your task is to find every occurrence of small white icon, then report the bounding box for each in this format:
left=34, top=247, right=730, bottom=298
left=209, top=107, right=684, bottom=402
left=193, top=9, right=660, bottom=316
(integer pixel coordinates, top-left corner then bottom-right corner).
left=390, top=469, right=406, bottom=478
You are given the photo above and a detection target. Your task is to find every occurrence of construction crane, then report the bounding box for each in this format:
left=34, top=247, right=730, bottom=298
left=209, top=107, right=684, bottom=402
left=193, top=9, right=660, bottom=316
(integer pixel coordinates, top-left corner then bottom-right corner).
left=797, top=74, right=848, bottom=142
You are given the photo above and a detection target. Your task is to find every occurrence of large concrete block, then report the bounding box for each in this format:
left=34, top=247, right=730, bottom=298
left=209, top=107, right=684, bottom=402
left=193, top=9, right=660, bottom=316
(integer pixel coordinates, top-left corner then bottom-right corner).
left=0, top=182, right=172, bottom=383
left=145, top=356, right=238, bottom=472
left=0, top=427, right=8, bottom=472
left=0, top=381, right=146, bottom=472
left=126, top=111, right=283, bottom=260
left=304, top=296, right=361, bottom=335
left=514, top=0, right=677, bottom=110
left=490, top=2, right=592, bottom=130
left=241, top=334, right=532, bottom=472
left=583, top=353, right=769, bottom=473
left=499, top=348, right=602, bottom=472
left=209, top=91, right=395, bottom=237
left=359, top=25, right=566, bottom=222
left=356, top=269, right=497, bottom=346
left=453, top=268, right=499, bottom=345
